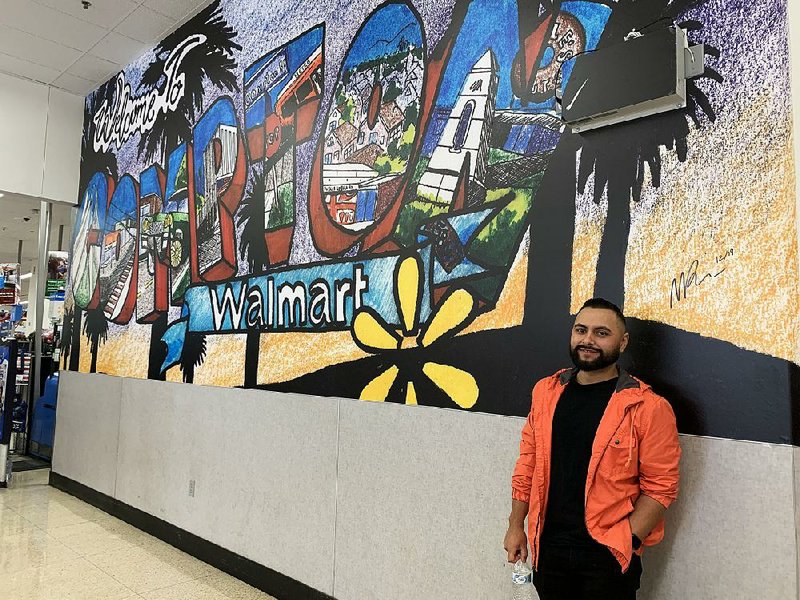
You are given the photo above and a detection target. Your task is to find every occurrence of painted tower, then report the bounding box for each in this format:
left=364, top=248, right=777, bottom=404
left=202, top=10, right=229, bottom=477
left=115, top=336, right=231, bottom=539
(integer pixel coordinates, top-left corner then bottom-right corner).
left=417, top=49, right=499, bottom=207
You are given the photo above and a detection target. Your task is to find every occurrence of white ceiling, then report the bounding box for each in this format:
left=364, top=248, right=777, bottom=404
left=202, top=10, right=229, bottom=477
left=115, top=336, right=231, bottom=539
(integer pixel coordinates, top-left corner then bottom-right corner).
left=0, top=0, right=214, bottom=97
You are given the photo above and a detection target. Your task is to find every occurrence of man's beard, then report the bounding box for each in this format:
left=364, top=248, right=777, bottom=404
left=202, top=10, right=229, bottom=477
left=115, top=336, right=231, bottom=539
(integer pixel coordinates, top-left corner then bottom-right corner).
left=569, top=343, right=621, bottom=371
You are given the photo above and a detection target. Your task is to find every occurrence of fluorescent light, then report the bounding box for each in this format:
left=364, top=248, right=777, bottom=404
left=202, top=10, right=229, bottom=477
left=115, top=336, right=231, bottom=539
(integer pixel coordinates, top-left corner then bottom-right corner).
left=20, top=272, right=32, bottom=280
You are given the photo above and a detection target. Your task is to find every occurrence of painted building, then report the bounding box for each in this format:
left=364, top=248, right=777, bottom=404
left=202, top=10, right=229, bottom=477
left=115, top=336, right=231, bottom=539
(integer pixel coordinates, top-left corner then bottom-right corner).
left=417, top=49, right=498, bottom=206
left=322, top=163, right=401, bottom=228
left=324, top=120, right=357, bottom=164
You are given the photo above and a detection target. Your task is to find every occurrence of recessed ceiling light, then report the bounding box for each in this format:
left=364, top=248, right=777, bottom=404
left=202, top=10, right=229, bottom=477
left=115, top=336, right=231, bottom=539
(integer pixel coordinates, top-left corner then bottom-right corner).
left=0, top=193, right=4, bottom=198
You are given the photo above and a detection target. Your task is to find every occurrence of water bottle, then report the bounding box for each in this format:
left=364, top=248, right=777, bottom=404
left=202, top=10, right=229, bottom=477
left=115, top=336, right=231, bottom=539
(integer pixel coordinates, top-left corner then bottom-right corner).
left=511, top=559, right=535, bottom=600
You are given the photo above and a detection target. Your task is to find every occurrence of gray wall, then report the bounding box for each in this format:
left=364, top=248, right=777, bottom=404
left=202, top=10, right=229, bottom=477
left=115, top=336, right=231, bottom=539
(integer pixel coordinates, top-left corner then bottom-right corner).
left=53, top=371, right=799, bottom=599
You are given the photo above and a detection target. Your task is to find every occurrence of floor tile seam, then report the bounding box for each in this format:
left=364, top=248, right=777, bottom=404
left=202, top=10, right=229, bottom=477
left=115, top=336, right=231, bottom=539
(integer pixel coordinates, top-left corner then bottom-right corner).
left=0, top=555, right=92, bottom=581
left=73, top=541, right=144, bottom=558
left=75, top=537, right=163, bottom=559
left=0, top=511, right=35, bottom=529
left=134, top=572, right=221, bottom=598
left=0, top=520, right=59, bottom=541
left=130, top=572, right=209, bottom=596
left=16, top=497, right=101, bottom=512
left=0, top=552, right=83, bottom=578
left=17, top=512, right=60, bottom=534
left=83, top=544, right=163, bottom=563
left=46, top=515, right=133, bottom=534
left=0, top=524, right=51, bottom=541
left=21, top=497, right=108, bottom=513
left=33, top=516, right=99, bottom=533
left=0, top=497, right=49, bottom=510
left=30, top=519, right=100, bottom=533
left=12, top=513, right=95, bottom=528
left=2, top=536, right=78, bottom=556
left=3, top=497, right=65, bottom=511
left=85, top=548, right=204, bottom=575
left=78, top=553, right=141, bottom=596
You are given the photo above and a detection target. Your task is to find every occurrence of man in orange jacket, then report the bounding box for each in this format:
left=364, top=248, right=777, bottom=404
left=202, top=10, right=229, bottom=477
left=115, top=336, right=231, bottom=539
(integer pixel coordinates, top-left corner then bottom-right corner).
left=504, top=298, right=680, bottom=599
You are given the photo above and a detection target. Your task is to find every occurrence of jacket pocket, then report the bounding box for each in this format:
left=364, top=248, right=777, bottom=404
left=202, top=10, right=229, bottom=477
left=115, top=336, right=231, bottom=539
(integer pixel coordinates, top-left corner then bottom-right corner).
left=598, top=434, right=638, bottom=478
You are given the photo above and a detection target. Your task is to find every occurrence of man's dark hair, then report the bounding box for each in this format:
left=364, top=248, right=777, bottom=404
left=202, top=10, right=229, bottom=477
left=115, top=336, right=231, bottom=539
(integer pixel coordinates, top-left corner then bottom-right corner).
left=579, top=297, right=626, bottom=331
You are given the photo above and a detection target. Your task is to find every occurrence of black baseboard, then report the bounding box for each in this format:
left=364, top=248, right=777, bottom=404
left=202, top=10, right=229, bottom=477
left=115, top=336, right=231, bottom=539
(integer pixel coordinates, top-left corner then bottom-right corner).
left=49, top=471, right=335, bottom=600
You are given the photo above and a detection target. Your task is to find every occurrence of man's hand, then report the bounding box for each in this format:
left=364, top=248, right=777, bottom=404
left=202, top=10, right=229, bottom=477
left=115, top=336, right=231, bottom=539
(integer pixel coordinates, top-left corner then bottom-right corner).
left=505, top=497, right=530, bottom=562
left=504, top=523, right=528, bottom=563
left=628, top=494, right=667, bottom=540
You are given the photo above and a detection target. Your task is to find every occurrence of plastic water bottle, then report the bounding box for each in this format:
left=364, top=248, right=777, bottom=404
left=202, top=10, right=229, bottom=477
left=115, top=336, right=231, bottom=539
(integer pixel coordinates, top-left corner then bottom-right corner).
left=511, top=559, right=535, bottom=600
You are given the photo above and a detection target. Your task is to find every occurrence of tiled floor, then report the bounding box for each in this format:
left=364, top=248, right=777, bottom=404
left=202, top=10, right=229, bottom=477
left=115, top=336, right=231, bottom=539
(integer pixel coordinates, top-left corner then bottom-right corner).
left=0, top=469, right=277, bottom=600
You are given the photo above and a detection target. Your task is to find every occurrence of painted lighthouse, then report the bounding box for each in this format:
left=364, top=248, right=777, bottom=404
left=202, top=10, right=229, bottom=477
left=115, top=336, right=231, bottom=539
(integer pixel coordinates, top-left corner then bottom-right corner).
left=417, top=49, right=499, bottom=207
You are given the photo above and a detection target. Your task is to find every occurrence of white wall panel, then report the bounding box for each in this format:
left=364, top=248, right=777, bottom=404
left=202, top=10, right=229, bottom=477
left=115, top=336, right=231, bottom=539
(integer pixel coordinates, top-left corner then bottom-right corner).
left=52, top=371, right=122, bottom=497
left=642, top=436, right=797, bottom=600
left=333, top=400, right=522, bottom=600
left=41, top=88, right=82, bottom=204
left=52, top=375, right=800, bottom=599
left=0, top=73, right=49, bottom=198
left=114, top=379, right=339, bottom=595
left=0, top=72, right=82, bottom=204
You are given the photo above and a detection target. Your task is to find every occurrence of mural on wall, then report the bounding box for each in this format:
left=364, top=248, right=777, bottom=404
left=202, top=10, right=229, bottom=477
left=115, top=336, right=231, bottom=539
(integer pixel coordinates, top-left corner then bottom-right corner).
left=64, top=0, right=800, bottom=443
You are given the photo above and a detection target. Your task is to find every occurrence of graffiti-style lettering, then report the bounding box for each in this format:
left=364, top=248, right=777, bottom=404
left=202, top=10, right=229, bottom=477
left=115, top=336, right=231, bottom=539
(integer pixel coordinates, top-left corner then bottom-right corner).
left=210, top=282, right=248, bottom=329
left=99, top=174, right=139, bottom=324
left=92, top=35, right=207, bottom=152
left=191, top=97, right=247, bottom=282
left=71, top=172, right=112, bottom=311
left=137, top=165, right=169, bottom=322
left=243, top=25, right=324, bottom=267
left=310, top=3, right=425, bottom=256
left=163, top=143, right=194, bottom=305
left=277, top=282, right=306, bottom=326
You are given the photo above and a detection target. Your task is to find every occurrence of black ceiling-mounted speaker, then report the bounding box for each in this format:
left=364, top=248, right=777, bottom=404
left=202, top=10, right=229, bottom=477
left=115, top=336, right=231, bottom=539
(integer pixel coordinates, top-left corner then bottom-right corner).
left=560, top=26, right=705, bottom=132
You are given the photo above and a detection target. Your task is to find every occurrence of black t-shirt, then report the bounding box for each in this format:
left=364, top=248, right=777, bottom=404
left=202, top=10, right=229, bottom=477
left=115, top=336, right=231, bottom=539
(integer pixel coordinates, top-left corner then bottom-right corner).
left=540, top=376, right=618, bottom=547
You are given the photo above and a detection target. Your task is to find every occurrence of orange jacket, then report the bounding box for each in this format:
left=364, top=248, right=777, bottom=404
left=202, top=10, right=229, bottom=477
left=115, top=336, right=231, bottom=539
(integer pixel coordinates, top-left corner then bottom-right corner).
left=512, top=368, right=681, bottom=572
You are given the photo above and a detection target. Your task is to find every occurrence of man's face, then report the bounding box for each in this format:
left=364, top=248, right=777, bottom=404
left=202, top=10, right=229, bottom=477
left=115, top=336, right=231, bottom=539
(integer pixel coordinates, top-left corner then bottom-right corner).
left=569, top=308, right=629, bottom=371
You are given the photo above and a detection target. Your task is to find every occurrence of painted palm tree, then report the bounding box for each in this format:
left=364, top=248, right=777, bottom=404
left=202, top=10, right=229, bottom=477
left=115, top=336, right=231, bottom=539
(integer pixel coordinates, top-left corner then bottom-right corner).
left=576, top=0, right=722, bottom=308
left=137, top=0, right=241, bottom=381
left=60, top=306, right=73, bottom=370
left=138, top=0, right=240, bottom=163
left=179, top=332, right=207, bottom=383
left=238, top=167, right=269, bottom=387
left=82, top=306, right=108, bottom=373
left=69, top=79, right=118, bottom=372
left=525, top=0, right=720, bottom=348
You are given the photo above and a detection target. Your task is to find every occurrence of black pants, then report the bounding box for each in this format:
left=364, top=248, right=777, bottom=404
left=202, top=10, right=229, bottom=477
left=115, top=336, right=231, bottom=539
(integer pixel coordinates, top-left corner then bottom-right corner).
left=532, top=544, right=642, bottom=600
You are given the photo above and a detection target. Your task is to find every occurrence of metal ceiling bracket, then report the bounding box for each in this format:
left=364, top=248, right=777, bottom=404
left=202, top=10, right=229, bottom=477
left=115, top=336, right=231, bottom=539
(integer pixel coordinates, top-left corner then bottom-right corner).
left=684, top=44, right=705, bottom=79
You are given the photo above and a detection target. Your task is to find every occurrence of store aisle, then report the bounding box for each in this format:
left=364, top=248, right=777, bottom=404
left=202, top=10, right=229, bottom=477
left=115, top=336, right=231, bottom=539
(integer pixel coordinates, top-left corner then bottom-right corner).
left=0, top=469, right=276, bottom=600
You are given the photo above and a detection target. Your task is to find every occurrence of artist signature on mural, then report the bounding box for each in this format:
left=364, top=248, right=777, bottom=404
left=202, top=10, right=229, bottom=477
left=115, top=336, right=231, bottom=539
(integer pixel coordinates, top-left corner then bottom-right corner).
left=669, top=248, right=733, bottom=309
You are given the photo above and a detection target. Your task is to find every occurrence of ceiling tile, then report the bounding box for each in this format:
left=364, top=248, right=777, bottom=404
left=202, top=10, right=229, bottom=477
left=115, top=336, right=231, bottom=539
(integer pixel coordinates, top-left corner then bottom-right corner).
left=0, top=0, right=107, bottom=51
left=0, top=52, right=61, bottom=85
left=144, top=0, right=207, bottom=20
left=34, top=0, right=139, bottom=30
left=0, top=25, right=82, bottom=72
left=90, top=32, right=150, bottom=67
left=52, top=72, right=97, bottom=97
left=67, top=54, right=121, bottom=83
left=114, top=5, right=173, bottom=44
